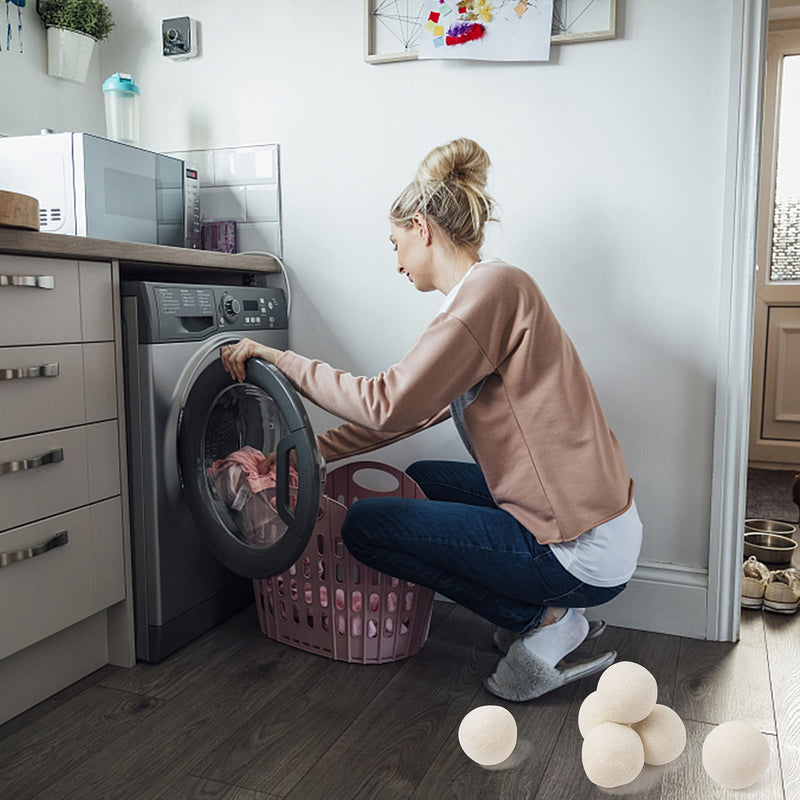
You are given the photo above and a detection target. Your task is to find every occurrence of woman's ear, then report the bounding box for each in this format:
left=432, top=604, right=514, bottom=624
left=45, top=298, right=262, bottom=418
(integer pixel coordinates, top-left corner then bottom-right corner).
left=413, top=213, right=432, bottom=245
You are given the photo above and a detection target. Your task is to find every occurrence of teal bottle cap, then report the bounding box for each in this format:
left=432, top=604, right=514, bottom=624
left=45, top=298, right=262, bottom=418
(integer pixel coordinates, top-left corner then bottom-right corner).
left=102, top=72, right=140, bottom=94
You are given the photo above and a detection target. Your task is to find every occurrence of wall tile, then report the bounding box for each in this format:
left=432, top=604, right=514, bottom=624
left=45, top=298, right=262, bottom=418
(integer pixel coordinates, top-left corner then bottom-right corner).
left=237, top=221, right=282, bottom=256
left=214, top=145, right=277, bottom=186
left=200, top=186, right=246, bottom=222
left=244, top=184, right=280, bottom=222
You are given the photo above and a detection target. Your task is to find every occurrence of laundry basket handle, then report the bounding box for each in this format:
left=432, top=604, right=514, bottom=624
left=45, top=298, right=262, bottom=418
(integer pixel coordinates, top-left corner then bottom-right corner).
left=324, top=460, right=426, bottom=506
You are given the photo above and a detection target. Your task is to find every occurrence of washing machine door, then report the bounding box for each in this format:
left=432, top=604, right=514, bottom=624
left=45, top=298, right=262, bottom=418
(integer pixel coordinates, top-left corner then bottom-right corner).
left=178, top=356, right=323, bottom=579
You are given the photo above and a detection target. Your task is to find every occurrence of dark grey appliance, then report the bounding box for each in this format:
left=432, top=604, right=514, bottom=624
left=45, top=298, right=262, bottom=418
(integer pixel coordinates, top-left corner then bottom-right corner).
left=122, top=280, right=322, bottom=663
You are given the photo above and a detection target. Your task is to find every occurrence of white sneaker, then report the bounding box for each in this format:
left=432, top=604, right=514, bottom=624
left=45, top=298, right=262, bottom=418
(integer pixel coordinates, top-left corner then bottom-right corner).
left=741, top=555, right=770, bottom=610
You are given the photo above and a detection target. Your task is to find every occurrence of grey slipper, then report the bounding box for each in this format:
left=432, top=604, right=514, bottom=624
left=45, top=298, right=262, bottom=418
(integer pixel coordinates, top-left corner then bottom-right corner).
left=492, top=618, right=607, bottom=654
left=484, top=640, right=617, bottom=702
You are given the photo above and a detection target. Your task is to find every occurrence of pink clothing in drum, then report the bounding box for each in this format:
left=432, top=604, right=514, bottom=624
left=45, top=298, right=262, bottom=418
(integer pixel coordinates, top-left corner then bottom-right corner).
left=207, top=446, right=299, bottom=546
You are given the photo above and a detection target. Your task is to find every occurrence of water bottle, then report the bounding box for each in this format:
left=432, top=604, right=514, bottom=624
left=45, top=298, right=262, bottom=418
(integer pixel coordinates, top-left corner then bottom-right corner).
left=102, top=72, right=141, bottom=146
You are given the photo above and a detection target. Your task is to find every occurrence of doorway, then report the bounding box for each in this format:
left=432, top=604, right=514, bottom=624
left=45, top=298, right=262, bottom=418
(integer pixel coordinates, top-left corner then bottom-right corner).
left=747, top=15, right=800, bottom=544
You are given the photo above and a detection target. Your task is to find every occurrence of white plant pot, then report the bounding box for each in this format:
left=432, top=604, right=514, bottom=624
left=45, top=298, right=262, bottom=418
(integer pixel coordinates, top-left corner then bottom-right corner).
left=47, top=27, right=96, bottom=84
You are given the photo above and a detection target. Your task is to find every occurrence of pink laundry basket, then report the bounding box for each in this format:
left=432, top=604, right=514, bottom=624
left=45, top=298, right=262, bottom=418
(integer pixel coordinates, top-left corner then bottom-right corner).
left=253, top=461, right=435, bottom=664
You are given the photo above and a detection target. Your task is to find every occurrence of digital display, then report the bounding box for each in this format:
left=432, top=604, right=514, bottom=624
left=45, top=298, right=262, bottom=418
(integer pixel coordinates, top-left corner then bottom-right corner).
left=185, top=168, right=198, bottom=179
left=242, top=299, right=259, bottom=311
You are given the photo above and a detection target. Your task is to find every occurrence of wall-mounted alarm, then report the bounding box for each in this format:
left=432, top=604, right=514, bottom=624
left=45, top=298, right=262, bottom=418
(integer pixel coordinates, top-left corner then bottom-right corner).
left=162, top=17, right=199, bottom=60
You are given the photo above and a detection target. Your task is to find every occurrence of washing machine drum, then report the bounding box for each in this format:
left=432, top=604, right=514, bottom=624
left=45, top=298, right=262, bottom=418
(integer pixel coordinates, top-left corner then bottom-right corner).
left=178, top=357, right=323, bottom=579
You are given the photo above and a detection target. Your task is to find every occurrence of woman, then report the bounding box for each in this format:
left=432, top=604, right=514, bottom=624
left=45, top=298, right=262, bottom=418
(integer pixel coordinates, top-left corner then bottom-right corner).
left=221, top=138, right=642, bottom=701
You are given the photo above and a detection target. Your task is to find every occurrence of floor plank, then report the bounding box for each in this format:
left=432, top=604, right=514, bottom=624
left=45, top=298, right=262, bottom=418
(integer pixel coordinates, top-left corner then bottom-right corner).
left=763, top=610, right=800, bottom=800
left=157, top=775, right=284, bottom=800
left=281, top=605, right=496, bottom=800
left=99, top=604, right=261, bottom=700
left=185, top=649, right=409, bottom=795
left=0, top=685, right=163, bottom=800
left=39, top=632, right=336, bottom=799
left=673, top=609, right=776, bottom=732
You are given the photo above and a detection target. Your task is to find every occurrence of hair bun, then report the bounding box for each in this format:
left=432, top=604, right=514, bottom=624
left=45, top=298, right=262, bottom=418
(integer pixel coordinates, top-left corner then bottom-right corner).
left=417, top=138, right=490, bottom=190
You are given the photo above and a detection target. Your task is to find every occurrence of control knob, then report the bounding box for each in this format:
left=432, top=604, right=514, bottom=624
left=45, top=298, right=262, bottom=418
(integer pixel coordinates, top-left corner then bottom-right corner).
left=221, top=294, right=240, bottom=322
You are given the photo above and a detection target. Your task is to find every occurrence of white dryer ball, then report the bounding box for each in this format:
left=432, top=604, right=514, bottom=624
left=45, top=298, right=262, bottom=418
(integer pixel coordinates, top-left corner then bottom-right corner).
left=457, top=705, right=518, bottom=766
left=578, top=691, right=610, bottom=738
left=702, top=720, right=771, bottom=790
left=596, top=661, right=658, bottom=724
left=631, top=704, right=687, bottom=765
left=582, top=721, right=645, bottom=789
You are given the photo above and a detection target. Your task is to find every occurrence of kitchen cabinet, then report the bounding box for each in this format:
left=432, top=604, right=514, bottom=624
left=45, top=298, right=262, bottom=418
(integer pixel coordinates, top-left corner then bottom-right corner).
left=0, top=229, right=277, bottom=724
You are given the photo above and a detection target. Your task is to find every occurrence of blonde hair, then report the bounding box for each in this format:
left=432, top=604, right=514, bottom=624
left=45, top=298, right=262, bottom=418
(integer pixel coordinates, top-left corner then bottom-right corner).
left=390, top=138, right=496, bottom=251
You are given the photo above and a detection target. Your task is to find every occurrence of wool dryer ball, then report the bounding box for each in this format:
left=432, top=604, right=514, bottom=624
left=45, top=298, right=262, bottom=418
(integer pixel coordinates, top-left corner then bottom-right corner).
left=595, top=661, right=658, bottom=724
left=582, top=721, right=645, bottom=789
left=631, top=704, right=687, bottom=765
left=577, top=691, right=610, bottom=738
left=457, top=705, right=517, bottom=766
left=702, top=720, right=771, bottom=790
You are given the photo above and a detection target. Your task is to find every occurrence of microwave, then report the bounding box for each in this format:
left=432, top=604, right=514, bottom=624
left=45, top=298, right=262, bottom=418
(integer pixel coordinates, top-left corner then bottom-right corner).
left=0, top=132, right=201, bottom=248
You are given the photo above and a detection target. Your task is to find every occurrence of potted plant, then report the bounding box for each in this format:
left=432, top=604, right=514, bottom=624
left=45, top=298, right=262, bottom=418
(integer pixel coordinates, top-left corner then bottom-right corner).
left=37, top=0, right=115, bottom=84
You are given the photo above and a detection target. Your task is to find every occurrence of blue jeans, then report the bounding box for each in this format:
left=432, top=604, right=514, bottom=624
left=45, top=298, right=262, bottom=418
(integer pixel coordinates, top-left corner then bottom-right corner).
left=340, top=460, right=626, bottom=634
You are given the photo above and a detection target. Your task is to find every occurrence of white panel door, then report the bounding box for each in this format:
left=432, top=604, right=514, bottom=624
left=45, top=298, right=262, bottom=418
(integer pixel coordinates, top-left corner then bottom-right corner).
left=749, top=27, right=800, bottom=465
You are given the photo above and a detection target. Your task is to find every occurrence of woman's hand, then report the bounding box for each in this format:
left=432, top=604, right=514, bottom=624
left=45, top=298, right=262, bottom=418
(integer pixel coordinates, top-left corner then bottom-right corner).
left=220, top=338, right=283, bottom=382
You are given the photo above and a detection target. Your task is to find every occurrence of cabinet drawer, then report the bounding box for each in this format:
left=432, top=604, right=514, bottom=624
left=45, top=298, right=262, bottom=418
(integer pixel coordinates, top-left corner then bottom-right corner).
left=0, top=497, right=125, bottom=660
left=0, top=421, right=120, bottom=532
left=0, top=256, right=81, bottom=345
left=0, top=257, right=114, bottom=345
left=0, top=342, right=116, bottom=439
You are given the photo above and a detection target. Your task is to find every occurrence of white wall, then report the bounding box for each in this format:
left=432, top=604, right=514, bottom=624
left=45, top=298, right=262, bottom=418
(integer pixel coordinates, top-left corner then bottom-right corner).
left=3, top=1, right=746, bottom=635
left=0, top=4, right=104, bottom=136
left=94, top=1, right=735, bottom=582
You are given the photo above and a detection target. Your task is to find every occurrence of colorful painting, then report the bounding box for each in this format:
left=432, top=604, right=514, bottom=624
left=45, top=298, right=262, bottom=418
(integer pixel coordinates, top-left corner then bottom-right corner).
left=418, top=0, right=553, bottom=61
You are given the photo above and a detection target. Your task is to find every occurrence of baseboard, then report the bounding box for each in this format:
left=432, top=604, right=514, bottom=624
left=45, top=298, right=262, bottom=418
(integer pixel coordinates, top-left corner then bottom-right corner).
left=583, top=562, right=709, bottom=640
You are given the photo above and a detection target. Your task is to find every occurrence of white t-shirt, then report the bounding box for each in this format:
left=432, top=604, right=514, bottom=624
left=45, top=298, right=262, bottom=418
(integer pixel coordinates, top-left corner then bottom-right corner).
left=549, top=500, right=642, bottom=587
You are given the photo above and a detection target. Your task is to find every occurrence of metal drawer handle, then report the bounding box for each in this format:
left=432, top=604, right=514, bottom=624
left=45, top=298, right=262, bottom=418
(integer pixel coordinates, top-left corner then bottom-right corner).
left=0, top=274, right=55, bottom=290
left=0, top=362, right=60, bottom=381
left=0, top=531, right=68, bottom=568
left=0, top=447, right=64, bottom=477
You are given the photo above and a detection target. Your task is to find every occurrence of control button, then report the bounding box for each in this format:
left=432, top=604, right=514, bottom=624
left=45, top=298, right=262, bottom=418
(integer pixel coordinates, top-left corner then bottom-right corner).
left=255, top=316, right=261, bottom=324
left=268, top=300, right=273, bottom=310
left=269, top=316, right=276, bottom=325
left=245, top=316, right=251, bottom=324
left=221, top=294, right=241, bottom=322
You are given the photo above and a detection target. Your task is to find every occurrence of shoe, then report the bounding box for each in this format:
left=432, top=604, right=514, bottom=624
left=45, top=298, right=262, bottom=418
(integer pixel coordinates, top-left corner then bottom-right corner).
left=484, top=639, right=617, bottom=702
left=763, top=567, right=800, bottom=614
left=492, top=618, right=607, bottom=654
left=741, top=555, right=770, bottom=609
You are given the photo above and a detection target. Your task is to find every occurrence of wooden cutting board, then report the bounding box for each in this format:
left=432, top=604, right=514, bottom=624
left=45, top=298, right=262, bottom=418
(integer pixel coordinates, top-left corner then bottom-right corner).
left=0, top=190, right=40, bottom=231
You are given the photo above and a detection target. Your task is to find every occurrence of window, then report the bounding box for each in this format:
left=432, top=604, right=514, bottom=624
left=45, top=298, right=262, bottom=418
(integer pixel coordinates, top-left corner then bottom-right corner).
left=771, top=54, right=800, bottom=282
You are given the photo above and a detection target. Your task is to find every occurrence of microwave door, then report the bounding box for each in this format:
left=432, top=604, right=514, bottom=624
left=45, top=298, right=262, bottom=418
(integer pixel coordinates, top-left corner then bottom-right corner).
left=78, top=134, right=159, bottom=244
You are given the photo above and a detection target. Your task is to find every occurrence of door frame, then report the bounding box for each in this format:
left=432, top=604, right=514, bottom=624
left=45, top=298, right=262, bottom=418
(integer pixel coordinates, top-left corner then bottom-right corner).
left=707, top=0, right=768, bottom=642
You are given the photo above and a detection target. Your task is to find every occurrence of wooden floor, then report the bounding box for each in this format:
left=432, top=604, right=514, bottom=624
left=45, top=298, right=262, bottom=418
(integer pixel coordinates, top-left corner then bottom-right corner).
left=1, top=598, right=798, bottom=800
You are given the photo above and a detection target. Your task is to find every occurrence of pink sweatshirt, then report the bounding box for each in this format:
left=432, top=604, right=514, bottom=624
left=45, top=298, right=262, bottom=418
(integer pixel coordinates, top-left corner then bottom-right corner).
left=276, top=260, right=632, bottom=545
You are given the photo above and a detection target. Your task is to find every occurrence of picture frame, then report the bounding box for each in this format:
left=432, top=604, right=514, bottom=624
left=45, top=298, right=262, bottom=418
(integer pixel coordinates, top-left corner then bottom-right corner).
left=364, top=0, right=617, bottom=64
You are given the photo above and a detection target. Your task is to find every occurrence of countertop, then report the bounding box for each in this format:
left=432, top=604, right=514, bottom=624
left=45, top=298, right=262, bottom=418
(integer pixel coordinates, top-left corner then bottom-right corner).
left=0, top=228, right=279, bottom=275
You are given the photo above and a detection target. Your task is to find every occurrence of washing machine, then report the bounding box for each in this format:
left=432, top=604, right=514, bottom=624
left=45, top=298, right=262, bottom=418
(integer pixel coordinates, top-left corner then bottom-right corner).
left=122, top=280, right=323, bottom=663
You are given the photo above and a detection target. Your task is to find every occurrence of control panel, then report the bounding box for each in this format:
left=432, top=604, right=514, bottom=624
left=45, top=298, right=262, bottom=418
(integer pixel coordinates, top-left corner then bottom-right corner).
left=217, top=288, right=287, bottom=331
left=122, top=281, right=288, bottom=344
